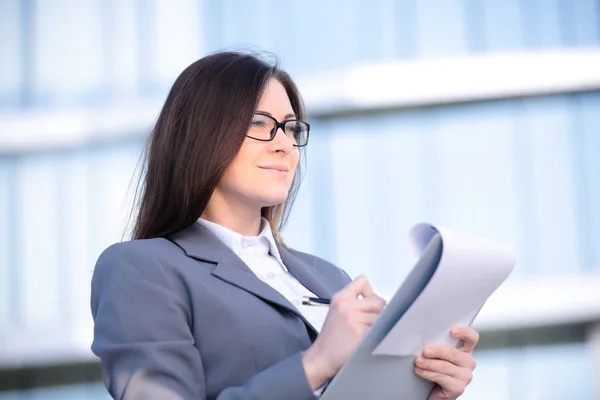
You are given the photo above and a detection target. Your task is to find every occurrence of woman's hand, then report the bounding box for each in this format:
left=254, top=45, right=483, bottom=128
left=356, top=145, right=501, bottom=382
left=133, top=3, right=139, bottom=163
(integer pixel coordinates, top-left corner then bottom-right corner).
left=415, top=326, right=480, bottom=400
left=302, top=276, right=386, bottom=390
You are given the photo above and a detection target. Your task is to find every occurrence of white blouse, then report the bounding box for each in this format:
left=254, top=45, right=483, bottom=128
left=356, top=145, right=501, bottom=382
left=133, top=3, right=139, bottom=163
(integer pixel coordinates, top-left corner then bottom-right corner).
left=196, top=217, right=329, bottom=333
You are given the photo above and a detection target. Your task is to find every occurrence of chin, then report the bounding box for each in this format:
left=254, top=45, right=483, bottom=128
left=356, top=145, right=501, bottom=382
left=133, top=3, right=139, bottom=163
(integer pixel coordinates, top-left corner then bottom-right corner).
left=261, top=197, right=288, bottom=207
left=258, top=190, right=290, bottom=207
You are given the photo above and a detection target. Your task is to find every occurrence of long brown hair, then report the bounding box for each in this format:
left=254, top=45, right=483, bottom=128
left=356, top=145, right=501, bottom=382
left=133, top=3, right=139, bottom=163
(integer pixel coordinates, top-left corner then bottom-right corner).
left=130, top=51, right=306, bottom=244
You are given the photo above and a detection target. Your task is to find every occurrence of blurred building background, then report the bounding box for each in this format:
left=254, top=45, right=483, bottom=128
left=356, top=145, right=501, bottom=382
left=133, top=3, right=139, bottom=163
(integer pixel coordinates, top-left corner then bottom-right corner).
left=1, top=0, right=600, bottom=398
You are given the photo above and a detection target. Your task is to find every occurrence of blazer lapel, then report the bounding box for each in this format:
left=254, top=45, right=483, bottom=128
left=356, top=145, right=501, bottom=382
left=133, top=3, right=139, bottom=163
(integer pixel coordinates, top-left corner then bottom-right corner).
left=168, top=223, right=318, bottom=330
left=278, top=246, right=333, bottom=300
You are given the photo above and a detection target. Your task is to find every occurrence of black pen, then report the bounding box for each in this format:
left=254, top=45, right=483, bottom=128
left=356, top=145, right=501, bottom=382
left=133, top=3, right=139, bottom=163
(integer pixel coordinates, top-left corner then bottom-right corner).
left=301, top=296, right=330, bottom=306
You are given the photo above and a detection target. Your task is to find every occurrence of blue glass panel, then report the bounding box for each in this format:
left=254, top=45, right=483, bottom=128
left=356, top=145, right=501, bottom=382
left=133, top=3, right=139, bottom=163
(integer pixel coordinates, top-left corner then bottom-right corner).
left=356, top=0, right=389, bottom=61
left=520, top=343, right=596, bottom=399
left=578, top=92, right=600, bottom=270
left=427, top=102, right=521, bottom=267
left=392, top=0, right=418, bottom=58
left=511, top=99, right=540, bottom=278
left=322, top=112, right=432, bottom=292
left=103, top=0, right=140, bottom=99
left=57, top=150, right=94, bottom=322
left=306, top=119, right=338, bottom=264
left=16, top=153, right=63, bottom=325
left=87, top=142, right=143, bottom=262
left=135, top=0, right=156, bottom=95
left=282, top=120, right=328, bottom=255
left=463, top=0, right=485, bottom=53
left=463, top=343, right=596, bottom=399
left=200, top=0, right=224, bottom=52
left=222, top=0, right=273, bottom=52
left=151, top=0, right=203, bottom=88
left=564, top=0, right=600, bottom=46
left=461, top=348, right=519, bottom=399
left=220, top=0, right=241, bottom=50
left=258, top=0, right=314, bottom=75
left=414, top=0, right=469, bottom=57
left=0, top=158, right=12, bottom=326
left=31, top=0, right=105, bottom=107
left=0, top=0, right=23, bottom=108
left=326, top=120, right=375, bottom=280
left=359, top=111, right=436, bottom=290
left=479, top=0, right=525, bottom=51
left=297, top=0, right=362, bottom=73
left=519, top=96, right=581, bottom=275
left=521, top=0, right=565, bottom=49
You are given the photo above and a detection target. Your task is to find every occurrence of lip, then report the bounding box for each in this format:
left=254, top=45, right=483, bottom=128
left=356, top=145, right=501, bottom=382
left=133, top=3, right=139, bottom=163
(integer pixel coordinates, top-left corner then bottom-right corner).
left=258, top=165, right=289, bottom=172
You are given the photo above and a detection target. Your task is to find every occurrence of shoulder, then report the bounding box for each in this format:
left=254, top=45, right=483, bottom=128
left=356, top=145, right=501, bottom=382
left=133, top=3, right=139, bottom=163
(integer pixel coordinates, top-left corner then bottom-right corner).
left=288, top=249, right=352, bottom=284
left=96, top=238, right=179, bottom=263
left=90, top=238, right=195, bottom=316
left=92, top=238, right=187, bottom=287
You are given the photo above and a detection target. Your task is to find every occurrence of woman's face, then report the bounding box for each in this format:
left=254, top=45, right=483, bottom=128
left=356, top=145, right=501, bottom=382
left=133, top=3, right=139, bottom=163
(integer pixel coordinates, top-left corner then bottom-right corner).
left=214, top=78, right=300, bottom=211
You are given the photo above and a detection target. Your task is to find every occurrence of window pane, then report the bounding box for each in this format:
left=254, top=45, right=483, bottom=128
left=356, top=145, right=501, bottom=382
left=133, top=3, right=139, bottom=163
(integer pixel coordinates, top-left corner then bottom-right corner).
left=0, top=0, right=23, bottom=107
left=17, top=154, right=62, bottom=326
left=32, top=0, right=104, bottom=105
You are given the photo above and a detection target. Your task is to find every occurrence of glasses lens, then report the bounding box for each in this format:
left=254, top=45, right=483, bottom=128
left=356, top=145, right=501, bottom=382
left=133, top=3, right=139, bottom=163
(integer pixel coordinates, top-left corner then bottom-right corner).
left=284, top=121, right=309, bottom=146
left=249, top=114, right=276, bottom=140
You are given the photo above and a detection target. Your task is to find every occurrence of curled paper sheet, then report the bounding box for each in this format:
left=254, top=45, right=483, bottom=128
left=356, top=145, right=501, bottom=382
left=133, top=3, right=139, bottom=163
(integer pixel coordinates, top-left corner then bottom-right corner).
left=320, top=223, right=516, bottom=399
left=372, top=223, right=516, bottom=356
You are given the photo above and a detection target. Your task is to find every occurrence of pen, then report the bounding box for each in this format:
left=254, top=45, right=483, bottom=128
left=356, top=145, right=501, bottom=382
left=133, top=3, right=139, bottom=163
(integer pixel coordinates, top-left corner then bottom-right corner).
left=301, top=296, right=330, bottom=306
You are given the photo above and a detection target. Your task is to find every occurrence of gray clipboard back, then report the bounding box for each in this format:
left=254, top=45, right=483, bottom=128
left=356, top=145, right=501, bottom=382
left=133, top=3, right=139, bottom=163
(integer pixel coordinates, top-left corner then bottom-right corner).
left=320, top=234, right=443, bottom=400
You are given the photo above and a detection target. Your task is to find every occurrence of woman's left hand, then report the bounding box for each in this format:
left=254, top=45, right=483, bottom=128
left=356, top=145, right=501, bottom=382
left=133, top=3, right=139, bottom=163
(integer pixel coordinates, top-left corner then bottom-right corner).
left=414, top=326, right=479, bottom=400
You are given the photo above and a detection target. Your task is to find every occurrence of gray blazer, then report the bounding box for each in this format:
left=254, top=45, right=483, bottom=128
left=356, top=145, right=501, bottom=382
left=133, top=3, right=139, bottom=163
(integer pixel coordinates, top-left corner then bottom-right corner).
left=91, top=222, right=351, bottom=400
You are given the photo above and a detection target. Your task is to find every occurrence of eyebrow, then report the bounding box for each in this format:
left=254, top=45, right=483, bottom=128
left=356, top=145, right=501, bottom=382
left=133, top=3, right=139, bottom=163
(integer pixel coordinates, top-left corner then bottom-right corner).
left=256, top=110, right=297, bottom=120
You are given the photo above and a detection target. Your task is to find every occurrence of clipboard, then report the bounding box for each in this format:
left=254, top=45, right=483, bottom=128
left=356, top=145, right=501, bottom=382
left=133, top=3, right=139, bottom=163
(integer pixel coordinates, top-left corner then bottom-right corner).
left=321, top=223, right=516, bottom=399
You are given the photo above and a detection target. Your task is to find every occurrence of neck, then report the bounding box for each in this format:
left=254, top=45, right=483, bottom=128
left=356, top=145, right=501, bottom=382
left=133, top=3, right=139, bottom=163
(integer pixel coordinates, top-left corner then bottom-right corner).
left=201, top=193, right=263, bottom=236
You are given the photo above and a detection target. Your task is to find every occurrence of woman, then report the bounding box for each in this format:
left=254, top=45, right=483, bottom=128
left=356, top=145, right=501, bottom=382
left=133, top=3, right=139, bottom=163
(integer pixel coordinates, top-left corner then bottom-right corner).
left=91, top=51, right=479, bottom=400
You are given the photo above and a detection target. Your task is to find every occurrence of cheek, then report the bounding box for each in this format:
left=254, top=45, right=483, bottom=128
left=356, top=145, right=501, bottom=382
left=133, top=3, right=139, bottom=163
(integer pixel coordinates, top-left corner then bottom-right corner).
left=219, top=145, right=299, bottom=200
left=218, top=149, right=254, bottom=191
left=221, top=166, right=245, bottom=190
left=223, top=160, right=253, bottom=190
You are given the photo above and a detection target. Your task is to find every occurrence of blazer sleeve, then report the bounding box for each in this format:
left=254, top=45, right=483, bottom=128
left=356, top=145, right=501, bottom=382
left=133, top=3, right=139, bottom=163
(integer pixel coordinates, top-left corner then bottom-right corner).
left=91, top=244, right=318, bottom=400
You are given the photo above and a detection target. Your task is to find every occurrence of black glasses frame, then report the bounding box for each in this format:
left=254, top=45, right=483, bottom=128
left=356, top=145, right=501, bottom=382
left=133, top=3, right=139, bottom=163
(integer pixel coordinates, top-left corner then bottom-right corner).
left=247, top=112, right=310, bottom=147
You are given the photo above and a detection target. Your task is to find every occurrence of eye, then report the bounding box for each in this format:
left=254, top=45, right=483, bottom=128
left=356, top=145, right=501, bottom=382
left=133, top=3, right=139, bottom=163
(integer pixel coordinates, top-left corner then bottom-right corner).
left=285, top=123, right=298, bottom=133
left=286, top=122, right=307, bottom=136
left=251, top=120, right=267, bottom=128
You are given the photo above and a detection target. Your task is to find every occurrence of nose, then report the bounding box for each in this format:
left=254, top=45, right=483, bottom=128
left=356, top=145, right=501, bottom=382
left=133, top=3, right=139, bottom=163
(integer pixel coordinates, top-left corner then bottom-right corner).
left=272, top=126, right=295, bottom=153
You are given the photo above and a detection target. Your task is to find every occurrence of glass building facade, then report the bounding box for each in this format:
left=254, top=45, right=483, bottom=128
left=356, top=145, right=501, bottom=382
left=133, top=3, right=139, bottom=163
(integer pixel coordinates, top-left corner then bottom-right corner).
left=1, top=0, right=599, bottom=398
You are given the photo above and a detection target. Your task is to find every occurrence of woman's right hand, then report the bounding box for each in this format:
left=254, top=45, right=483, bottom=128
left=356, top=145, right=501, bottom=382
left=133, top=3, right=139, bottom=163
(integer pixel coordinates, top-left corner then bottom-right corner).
left=301, top=275, right=386, bottom=390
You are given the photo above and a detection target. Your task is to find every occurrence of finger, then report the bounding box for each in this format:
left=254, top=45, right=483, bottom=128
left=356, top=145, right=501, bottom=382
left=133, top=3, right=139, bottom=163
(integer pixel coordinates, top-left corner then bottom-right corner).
left=353, top=295, right=386, bottom=313
left=342, top=275, right=374, bottom=298
left=422, top=346, right=476, bottom=370
left=355, top=311, right=379, bottom=326
left=414, top=368, right=466, bottom=398
left=414, top=355, right=473, bottom=382
left=451, top=326, right=480, bottom=353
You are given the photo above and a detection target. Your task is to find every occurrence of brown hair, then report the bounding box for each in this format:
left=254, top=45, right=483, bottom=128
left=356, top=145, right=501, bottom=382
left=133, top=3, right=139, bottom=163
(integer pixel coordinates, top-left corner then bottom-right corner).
left=130, top=51, right=306, bottom=245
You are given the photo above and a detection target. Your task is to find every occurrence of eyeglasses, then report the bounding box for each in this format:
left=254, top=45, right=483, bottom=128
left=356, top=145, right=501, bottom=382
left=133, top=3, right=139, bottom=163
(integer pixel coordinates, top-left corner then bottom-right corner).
left=246, top=112, right=310, bottom=147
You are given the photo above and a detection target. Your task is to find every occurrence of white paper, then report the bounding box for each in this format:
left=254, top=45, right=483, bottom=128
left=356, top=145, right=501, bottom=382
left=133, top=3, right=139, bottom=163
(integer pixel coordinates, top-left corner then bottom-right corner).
left=372, top=223, right=516, bottom=356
